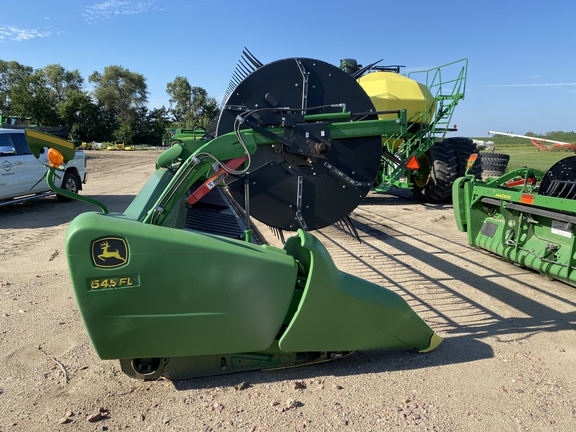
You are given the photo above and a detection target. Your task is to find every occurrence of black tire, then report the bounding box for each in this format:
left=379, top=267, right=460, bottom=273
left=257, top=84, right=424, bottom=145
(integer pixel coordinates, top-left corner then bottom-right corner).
left=57, top=172, right=80, bottom=202
left=412, top=140, right=458, bottom=203
left=479, top=153, right=510, bottom=179
left=445, top=137, right=482, bottom=179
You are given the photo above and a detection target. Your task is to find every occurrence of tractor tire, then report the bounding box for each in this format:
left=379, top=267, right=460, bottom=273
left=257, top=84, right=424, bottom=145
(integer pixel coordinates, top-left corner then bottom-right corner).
left=57, top=172, right=80, bottom=202
left=446, top=137, right=482, bottom=179
left=412, top=140, right=458, bottom=203
left=480, top=153, right=510, bottom=179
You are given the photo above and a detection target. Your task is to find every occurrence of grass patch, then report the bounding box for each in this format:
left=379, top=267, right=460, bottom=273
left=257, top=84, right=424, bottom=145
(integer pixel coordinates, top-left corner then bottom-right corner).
left=475, top=140, right=574, bottom=173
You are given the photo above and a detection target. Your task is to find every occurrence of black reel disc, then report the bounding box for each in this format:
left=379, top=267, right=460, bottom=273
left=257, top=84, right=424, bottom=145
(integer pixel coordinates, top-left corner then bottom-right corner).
left=539, top=156, right=576, bottom=199
left=216, top=57, right=381, bottom=231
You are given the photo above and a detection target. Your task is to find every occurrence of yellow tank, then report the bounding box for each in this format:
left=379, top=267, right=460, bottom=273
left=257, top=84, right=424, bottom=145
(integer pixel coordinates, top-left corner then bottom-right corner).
left=358, top=72, right=435, bottom=125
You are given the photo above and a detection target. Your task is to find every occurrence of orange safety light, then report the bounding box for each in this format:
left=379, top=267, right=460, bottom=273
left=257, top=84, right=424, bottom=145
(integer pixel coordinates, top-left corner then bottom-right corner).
left=406, top=155, right=420, bottom=170
left=466, top=153, right=478, bottom=169
left=47, top=148, right=64, bottom=168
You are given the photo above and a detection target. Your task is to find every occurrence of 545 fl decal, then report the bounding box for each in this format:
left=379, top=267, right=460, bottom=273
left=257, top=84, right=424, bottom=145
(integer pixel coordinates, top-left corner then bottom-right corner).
left=89, top=275, right=139, bottom=290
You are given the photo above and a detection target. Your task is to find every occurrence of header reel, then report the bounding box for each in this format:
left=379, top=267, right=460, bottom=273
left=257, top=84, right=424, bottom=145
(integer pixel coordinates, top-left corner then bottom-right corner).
left=216, top=57, right=382, bottom=231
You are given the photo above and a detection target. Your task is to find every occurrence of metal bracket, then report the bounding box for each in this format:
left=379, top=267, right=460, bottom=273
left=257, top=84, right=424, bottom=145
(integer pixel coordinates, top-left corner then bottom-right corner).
left=324, top=162, right=372, bottom=188
left=296, top=59, right=309, bottom=112
left=295, top=176, right=308, bottom=230
left=284, top=122, right=331, bottom=158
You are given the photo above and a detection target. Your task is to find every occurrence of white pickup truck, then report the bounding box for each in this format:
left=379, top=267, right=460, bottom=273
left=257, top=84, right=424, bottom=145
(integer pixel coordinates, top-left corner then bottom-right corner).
left=0, top=128, right=88, bottom=206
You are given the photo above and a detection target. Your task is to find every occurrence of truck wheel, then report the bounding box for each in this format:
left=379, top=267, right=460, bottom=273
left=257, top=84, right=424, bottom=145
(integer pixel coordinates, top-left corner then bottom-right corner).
left=57, top=172, right=80, bottom=202
left=480, top=153, right=510, bottom=179
left=445, top=137, right=482, bottom=179
left=412, top=140, right=458, bottom=203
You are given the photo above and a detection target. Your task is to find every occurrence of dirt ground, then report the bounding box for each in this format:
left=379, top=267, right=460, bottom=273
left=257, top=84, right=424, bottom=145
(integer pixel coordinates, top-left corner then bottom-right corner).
left=1, top=150, right=575, bottom=432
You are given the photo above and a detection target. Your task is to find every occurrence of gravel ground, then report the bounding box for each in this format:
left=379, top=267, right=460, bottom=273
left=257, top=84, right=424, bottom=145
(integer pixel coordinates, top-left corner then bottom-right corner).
left=0, top=150, right=575, bottom=431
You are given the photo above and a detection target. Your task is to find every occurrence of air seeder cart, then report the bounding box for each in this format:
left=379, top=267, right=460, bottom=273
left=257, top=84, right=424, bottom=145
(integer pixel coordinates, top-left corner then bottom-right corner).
left=342, top=57, right=476, bottom=202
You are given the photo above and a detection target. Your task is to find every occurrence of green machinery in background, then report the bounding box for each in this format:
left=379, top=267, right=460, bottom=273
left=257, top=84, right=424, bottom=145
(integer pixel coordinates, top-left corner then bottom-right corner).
left=31, top=56, right=443, bottom=381
left=0, top=114, right=34, bottom=127
left=162, top=127, right=206, bottom=147
left=340, top=57, right=475, bottom=203
left=454, top=154, right=576, bottom=287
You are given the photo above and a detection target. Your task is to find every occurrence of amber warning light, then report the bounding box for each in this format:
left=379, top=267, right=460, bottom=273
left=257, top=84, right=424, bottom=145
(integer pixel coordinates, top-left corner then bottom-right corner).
left=466, top=153, right=478, bottom=169
left=47, top=148, right=64, bottom=168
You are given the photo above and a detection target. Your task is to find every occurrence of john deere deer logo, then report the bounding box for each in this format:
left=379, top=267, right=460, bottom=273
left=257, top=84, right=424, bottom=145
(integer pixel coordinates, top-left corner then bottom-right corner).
left=91, top=237, right=128, bottom=268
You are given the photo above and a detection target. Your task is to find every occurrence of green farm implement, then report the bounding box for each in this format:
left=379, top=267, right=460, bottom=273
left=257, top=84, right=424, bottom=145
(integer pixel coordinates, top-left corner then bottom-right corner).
left=30, top=55, right=442, bottom=381
left=341, top=57, right=476, bottom=202
left=162, top=127, right=206, bottom=147
left=454, top=154, right=576, bottom=287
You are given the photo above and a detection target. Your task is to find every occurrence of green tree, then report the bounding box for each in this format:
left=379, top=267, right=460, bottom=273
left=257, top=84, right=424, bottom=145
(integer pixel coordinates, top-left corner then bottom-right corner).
left=89, top=66, right=149, bottom=144
left=130, top=106, right=170, bottom=145
left=89, top=66, right=148, bottom=126
left=0, top=59, right=219, bottom=145
left=9, top=70, right=59, bottom=126
left=43, top=64, right=84, bottom=105
left=166, top=76, right=219, bottom=128
left=0, top=60, right=34, bottom=115
left=57, top=89, right=114, bottom=142
left=545, top=131, right=576, bottom=143
left=144, top=106, right=170, bottom=145
left=166, top=76, right=191, bottom=124
left=190, top=86, right=219, bottom=128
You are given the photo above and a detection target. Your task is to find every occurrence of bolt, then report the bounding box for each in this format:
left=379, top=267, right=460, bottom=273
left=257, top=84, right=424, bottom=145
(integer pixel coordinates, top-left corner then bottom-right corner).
left=315, top=142, right=326, bottom=153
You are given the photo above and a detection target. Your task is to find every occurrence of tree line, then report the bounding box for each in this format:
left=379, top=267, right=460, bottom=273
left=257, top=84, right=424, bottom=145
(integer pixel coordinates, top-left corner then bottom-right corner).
left=0, top=60, right=220, bottom=145
left=488, top=131, right=576, bottom=145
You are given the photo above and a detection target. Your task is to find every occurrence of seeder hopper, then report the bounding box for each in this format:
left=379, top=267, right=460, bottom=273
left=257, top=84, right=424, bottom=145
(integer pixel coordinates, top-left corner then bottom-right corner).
left=30, top=55, right=442, bottom=380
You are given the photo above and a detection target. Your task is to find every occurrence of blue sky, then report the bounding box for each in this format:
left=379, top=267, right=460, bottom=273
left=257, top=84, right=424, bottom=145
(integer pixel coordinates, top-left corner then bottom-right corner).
left=1, top=0, right=575, bottom=137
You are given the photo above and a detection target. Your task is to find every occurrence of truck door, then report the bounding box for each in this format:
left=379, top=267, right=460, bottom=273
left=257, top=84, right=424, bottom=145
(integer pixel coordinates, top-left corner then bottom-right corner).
left=0, top=133, right=28, bottom=200
left=12, top=133, right=50, bottom=193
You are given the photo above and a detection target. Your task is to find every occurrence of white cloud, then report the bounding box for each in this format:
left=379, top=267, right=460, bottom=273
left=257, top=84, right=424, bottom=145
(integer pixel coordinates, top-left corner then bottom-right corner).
left=83, top=0, right=155, bottom=24
left=0, top=25, right=51, bottom=42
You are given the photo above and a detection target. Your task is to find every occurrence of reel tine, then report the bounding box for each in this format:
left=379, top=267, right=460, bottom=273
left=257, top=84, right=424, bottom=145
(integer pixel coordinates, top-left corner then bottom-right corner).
left=240, top=57, right=256, bottom=73
left=243, top=47, right=264, bottom=68
left=237, top=60, right=252, bottom=77
left=332, top=216, right=361, bottom=243
left=223, top=48, right=264, bottom=106
left=231, top=72, right=243, bottom=85
left=267, top=226, right=285, bottom=244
